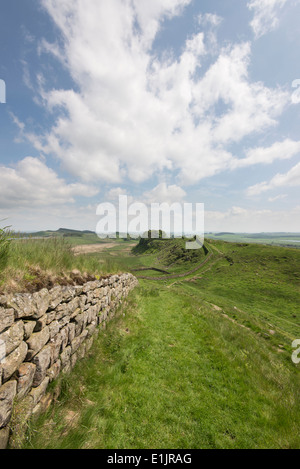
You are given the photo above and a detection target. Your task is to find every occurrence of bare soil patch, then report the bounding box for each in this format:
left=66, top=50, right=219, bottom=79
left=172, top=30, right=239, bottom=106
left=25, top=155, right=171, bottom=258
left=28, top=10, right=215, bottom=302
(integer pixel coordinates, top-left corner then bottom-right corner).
left=72, top=243, right=117, bottom=255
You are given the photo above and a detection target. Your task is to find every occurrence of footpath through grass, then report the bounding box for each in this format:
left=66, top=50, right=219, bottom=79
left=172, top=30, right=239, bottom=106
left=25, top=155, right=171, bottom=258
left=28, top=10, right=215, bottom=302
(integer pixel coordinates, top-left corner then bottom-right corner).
left=22, top=280, right=300, bottom=449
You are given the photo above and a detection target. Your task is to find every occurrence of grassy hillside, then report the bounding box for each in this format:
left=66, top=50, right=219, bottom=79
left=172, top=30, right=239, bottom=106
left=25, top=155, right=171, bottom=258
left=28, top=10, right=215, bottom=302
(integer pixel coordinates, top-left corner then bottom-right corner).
left=19, top=237, right=300, bottom=449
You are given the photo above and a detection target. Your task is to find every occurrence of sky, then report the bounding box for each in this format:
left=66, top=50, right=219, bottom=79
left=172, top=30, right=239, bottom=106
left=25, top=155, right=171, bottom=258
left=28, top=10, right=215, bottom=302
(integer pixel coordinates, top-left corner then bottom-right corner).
left=0, top=0, right=300, bottom=233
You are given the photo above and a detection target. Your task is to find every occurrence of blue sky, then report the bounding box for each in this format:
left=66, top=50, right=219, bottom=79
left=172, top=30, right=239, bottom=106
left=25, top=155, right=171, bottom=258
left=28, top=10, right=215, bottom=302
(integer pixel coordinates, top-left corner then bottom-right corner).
left=0, top=0, right=300, bottom=232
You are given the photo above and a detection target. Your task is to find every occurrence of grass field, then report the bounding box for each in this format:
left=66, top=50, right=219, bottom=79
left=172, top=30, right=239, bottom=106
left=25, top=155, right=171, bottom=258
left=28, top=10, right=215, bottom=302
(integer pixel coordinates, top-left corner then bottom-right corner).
left=12, top=234, right=299, bottom=450
left=206, top=232, right=300, bottom=248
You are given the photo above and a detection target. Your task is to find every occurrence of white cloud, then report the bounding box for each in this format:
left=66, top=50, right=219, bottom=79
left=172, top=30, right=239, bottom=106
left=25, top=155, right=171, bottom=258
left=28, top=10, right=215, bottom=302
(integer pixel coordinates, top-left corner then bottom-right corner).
left=0, top=157, right=98, bottom=209
left=231, top=139, right=300, bottom=169
left=17, top=0, right=288, bottom=189
left=106, top=187, right=134, bottom=205
left=247, top=0, right=288, bottom=38
left=198, top=13, right=223, bottom=27
left=268, top=194, right=287, bottom=202
left=247, top=162, right=300, bottom=195
left=143, top=183, right=186, bottom=205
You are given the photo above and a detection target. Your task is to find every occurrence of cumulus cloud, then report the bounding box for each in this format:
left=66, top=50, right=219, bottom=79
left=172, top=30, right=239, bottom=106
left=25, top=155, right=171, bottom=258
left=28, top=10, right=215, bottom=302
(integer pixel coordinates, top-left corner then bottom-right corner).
left=231, top=139, right=300, bottom=169
left=268, top=194, right=287, bottom=202
left=197, top=12, right=223, bottom=29
left=0, top=157, right=98, bottom=209
left=247, top=0, right=289, bottom=38
left=19, top=0, right=288, bottom=189
left=143, top=183, right=187, bottom=205
left=247, top=162, right=300, bottom=196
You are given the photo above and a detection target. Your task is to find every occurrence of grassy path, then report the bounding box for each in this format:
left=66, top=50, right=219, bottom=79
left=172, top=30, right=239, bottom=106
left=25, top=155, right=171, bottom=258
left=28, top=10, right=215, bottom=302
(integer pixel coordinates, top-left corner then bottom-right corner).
left=23, top=282, right=300, bottom=449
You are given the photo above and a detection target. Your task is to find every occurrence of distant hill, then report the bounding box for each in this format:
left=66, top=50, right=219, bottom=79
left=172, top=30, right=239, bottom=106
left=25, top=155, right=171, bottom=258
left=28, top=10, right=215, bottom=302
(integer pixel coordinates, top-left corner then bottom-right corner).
left=16, top=228, right=96, bottom=238
left=215, top=232, right=235, bottom=236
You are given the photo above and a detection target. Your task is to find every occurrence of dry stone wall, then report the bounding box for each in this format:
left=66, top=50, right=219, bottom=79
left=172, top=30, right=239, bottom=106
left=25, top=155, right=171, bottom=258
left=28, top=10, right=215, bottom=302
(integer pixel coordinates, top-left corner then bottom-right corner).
left=0, top=273, right=138, bottom=449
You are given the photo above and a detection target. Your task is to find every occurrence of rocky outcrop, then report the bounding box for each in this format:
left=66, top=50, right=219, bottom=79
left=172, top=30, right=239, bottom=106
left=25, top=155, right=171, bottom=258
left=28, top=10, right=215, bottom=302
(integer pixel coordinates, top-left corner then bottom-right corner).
left=0, top=273, right=138, bottom=449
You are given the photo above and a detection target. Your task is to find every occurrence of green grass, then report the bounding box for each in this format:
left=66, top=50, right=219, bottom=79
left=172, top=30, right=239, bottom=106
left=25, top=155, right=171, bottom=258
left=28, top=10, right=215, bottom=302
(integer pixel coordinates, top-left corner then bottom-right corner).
left=19, top=237, right=300, bottom=449
left=0, top=237, right=124, bottom=293
left=0, top=224, right=11, bottom=271
left=22, top=282, right=300, bottom=449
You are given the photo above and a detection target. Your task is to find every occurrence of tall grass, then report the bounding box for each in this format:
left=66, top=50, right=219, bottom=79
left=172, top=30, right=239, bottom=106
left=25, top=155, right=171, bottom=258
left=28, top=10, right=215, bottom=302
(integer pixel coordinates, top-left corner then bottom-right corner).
left=0, top=225, right=11, bottom=272
left=7, top=237, right=74, bottom=273
left=0, top=237, right=120, bottom=293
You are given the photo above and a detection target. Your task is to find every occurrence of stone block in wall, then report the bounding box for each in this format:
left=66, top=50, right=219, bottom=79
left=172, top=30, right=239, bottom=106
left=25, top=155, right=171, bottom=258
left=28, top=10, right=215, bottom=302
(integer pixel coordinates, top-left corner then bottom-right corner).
left=86, top=305, right=97, bottom=324
left=55, top=303, right=70, bottom=321
left=32, top=345, right=52, bottom=388
left=86, top=322, right=97, bottom=338
left=29, top=377, right=49, bottom=406
left=1, top=342, right=28, bottom=383
left=60, top=346, right=72, bottom=369
left=58, top=315, right=70, bottom=330
left=49, top=333, right=63, bottom=366
left=74, top=312, right=88, bottom=337
left=46, top=310, right=56, bottom=325
left=82, top=281, right=100, bottom=294
left=34, top=315, right=48, bottom=333
left=93, top=288, right=105, bottom=300
left=78, top=295, right=87, bottom=310
left=71, top=329, right=88, bottom=355
left=26, top=327, right=50, bottom=361
left=32, top=289, right=50, bottom=319
left=60, top=326, right=69, bottom=351
left=4, top=289, right=50, bottom=320
left=74, top=286, right=83, bottom=296
left=49, top=320, right=60, bottom=339
left=68, top=297, right=81, bottom=315
left=48, top=286, right=65, bottom=310
left=70, top=308, right=81, bottom=321
left=0, top=308, right=15, bottom=334
left=99, top=310, right=108, bottom=324
left=3, top=294, right=35, bottom=319
left=68, top=323, right=76, bottom=345
left=47, top=360, right=61, bottom=383
left=61, top=286, right=76, bottom=303
left=57, top=298, right=80, bottom=321
left=16, top=363, right=36, bottom=399
left=0, top=380, right=17, bottom=428
left=23, top=321, right=36, bottom=341
left=0, top=321, right=24, bottom=357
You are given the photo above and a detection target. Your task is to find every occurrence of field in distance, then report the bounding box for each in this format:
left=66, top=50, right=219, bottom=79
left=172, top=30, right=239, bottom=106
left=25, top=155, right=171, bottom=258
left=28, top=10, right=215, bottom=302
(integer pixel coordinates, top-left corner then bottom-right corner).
left=206, top=232, right=300, bottom=248
left=14, top=228, right=300, bottom=248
